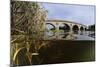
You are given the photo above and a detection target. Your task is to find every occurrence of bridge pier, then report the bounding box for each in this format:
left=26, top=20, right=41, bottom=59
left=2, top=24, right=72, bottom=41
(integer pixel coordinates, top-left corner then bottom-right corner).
left=55, top=22, right=60, bottom=39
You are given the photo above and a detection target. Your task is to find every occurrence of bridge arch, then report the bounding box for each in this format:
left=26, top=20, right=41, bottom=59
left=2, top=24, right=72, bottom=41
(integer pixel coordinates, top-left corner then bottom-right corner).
left=45, top=23, right=56, bottom=37
left=72, top=25, right=79, bottom=34
left=46, top=23, right=56, bottom=30
left=85, top=27, right=87, bottom=31
left=72, top=25, right=79, bottom=31
left=59, top=23, right=70, bottom=32
left=80, top=26, right=84, bottom=31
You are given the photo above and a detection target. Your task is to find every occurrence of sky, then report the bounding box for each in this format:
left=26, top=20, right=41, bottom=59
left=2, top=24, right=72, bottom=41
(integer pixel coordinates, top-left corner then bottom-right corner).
left=40, top=2, right=95, bottom=26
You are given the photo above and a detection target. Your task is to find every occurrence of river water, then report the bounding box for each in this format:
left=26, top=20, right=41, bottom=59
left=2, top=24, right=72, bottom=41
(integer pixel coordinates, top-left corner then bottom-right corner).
left=45, top=31, right=95, bottom=40
left=12, top=31, right=95, bottom=66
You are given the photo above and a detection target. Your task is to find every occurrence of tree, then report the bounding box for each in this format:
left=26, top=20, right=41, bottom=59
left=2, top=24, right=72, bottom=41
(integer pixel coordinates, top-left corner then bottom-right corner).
left=88, top=24, right=95, bottom=31
left=11, top=0, right=47, bottom=65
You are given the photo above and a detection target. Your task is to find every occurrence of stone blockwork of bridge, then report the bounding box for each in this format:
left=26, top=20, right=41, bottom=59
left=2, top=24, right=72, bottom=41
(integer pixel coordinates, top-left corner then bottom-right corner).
left=45, top=19, right=87, bottom=32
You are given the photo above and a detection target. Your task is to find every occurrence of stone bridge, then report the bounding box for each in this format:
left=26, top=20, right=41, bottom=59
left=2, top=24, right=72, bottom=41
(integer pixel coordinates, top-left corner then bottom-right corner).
left=45, top=19, right=87, bottom=32
left=44, top=19, right=88, bottom=40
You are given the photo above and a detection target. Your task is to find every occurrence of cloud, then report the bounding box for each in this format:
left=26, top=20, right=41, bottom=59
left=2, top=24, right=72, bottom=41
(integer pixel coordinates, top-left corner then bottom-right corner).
left=41, top=2, right=95, bottom=25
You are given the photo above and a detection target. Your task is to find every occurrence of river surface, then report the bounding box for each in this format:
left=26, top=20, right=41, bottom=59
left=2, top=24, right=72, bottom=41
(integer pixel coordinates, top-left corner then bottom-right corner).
left=13, top=40, right=95, bottom=66
left=38, top=40, right=95, bottom=65
left=12, top=31, right=95, bottom=66
left=45, top=31, right=95, bottom=40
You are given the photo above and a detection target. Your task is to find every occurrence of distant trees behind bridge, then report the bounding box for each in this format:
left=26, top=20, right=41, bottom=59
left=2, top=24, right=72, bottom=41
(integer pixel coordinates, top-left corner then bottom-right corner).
left=88, top=24, right=95, bottom=31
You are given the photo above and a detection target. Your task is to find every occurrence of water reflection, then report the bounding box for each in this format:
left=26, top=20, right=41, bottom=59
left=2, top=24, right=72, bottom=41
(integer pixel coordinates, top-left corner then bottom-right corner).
left=88, top=32, right=95, bottom=38
left=46, top=31, right=55, bottom=37
left=62, top=33, right=69, bottom=38
left=80, top=31, right=84, bottom=35
left=73, top=30, right=78, bottom=34
left=45, top=30, right=95, bottom=40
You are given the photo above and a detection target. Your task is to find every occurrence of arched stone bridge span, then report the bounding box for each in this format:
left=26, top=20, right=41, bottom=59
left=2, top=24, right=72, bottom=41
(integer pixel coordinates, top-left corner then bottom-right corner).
left=45, top=19, right=87, bottom=32
left=44, top=19, right=88, bottom=40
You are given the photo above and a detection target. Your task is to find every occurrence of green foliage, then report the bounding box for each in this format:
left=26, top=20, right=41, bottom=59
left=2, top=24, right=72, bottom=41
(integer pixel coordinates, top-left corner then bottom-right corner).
left=88, top=24, right=95, bottom=31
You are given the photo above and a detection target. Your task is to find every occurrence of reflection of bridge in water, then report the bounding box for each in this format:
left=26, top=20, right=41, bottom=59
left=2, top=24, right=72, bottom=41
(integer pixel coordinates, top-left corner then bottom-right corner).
left=44, top=19, right=95, bottom=40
